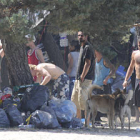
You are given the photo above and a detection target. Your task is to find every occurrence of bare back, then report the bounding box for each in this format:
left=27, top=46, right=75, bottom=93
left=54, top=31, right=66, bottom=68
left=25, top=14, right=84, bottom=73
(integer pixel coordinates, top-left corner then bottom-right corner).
left=37, top=63, right=65, bottom=79
left=133, top=50, right=140, bottom=79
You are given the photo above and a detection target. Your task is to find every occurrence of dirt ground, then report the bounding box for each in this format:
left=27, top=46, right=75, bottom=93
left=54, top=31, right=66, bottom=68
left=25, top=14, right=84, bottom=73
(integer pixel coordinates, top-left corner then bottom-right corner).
left=0, top=117, right=140, bottom=140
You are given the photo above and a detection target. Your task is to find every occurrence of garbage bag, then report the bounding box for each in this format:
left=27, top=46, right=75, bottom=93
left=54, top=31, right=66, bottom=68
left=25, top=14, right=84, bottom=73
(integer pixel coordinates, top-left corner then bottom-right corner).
left=71, top=117, right=83, bottom=128
left=0, top=109, right=10, bottom=128
left=21, top=85, right=49, bottom=112
left=48, top=97, right=77, bottom=123
left=2, top=97, right=21, bottom=111
left=5, top=104, right=23, bottom=127
left=61, top=117, right=83, bottom=128
left=40, top=103, right=60, bottom=128
left=30, top=110, right=54, bottom=129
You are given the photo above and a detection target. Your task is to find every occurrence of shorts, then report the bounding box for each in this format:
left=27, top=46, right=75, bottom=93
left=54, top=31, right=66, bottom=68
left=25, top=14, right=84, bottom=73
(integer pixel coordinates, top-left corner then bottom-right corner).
left=52, top=73, right=69, bottom=99
left=134, top=79, right=140, bottom=107
left=71, top=79, right=92, bottom=110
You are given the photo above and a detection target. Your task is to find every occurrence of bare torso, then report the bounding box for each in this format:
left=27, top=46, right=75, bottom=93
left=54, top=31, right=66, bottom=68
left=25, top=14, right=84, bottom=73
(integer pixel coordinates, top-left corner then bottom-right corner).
left=133, top=50, right=140, bottom=79
left=37, top=63, right=65, bottom=79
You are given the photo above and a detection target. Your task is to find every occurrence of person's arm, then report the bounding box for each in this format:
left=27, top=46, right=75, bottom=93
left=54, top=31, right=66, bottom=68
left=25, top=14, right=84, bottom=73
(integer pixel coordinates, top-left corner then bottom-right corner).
left=123, top=52, right=135, bottom=88
left=0, top=49, right=4, bottom=58
left=67, top=53, right=73, bottom=75
left=36, top=68, right=51, bottom=85
left=103, top=58, right=116, bottom=85
left=36, top=49, right=45, bottom=63
left=80, top=58, right=91, bottom=82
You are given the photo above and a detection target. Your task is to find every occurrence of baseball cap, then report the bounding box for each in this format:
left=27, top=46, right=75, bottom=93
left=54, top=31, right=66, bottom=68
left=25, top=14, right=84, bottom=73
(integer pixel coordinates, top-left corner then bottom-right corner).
left=25, top=34, right=36, bottom=42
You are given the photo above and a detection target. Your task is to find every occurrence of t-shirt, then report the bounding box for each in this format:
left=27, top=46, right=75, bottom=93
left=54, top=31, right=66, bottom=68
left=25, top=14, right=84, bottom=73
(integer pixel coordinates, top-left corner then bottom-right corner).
left=76, top=44, right=94, bottom=80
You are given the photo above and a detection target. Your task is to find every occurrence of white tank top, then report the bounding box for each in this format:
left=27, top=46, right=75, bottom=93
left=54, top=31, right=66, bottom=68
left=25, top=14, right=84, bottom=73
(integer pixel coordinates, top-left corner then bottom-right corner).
left=69, top=51, right=80, bottom=77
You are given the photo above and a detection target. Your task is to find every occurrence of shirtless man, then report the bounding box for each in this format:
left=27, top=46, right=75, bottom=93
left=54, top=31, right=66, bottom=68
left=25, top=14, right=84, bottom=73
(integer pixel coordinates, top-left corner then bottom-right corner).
left=123, top=38, right=140, bottom=114
left=29, top=63, right=69, bottom=99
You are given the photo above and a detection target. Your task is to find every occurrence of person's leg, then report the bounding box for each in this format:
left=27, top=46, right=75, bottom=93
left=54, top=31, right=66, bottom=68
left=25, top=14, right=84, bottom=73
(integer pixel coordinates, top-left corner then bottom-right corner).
left=79, top=80, right=92, bottom=124
left=71, top=80, right=81, bottom=118
left=135, top=107, right=140, bottom=122
left=77, top=109, right=81, bottom=119
left=138, top=107, right=140, bottom=113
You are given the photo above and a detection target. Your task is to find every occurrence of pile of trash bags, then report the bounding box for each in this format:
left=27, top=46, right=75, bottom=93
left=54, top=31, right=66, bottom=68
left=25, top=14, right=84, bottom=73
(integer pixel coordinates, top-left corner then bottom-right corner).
left=0, top=85, right=83, bottom=129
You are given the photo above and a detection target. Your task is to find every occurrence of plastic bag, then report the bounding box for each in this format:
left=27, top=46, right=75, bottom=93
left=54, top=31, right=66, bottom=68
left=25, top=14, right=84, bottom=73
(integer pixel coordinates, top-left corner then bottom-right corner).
left=40, top=103, right=60, bottom=128
left=0, top=109, right=10, bottom=128
left=116, top=65, right=126, bottom=78
left=30, top=110, right=54, bottom=129
left=21, top=85, right=49, bottom=112
left=61, top=117, right=83, bottom=128
left=49, top=97, right=77, bottom=123
left=5, top=104, right=23, bottom=127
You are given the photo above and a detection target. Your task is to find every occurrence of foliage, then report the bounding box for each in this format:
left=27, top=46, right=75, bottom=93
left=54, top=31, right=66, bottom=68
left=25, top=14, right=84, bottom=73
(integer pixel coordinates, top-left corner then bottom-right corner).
left=0, top=0, right=140, bottom=65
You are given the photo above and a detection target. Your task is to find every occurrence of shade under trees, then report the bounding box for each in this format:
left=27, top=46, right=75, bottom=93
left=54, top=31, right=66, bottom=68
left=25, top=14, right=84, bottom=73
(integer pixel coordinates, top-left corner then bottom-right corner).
left=0, top=0, right=140, bottom=87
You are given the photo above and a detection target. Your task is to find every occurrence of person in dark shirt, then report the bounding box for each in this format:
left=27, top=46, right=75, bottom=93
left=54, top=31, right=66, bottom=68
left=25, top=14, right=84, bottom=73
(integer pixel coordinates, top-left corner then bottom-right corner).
left=71, top=31, right=94, bottom=119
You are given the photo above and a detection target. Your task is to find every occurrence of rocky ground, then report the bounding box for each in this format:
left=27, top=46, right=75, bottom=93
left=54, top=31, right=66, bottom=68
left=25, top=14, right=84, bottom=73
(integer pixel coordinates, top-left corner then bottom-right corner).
left=0, top=117, right=140, bottom=140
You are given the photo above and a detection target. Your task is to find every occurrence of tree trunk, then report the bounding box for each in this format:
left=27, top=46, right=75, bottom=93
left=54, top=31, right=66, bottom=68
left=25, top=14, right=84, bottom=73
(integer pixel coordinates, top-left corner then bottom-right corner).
left=43, top=32, right=67, bottom=71
left=3, top=41, right=34, bottom=87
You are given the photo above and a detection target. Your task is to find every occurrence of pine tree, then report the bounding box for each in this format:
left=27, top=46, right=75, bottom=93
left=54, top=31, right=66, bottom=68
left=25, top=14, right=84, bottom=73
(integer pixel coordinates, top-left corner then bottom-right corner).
left=0, top=0, right=140, bottom=87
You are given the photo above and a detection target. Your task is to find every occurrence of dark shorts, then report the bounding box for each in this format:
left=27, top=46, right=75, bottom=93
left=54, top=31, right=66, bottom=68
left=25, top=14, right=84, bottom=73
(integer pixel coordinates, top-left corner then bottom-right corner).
left=134, top=79, right=140, bottom=107
left=52, top=73, right=69, bottom=99
left=92, top=83, right=112, bottom=95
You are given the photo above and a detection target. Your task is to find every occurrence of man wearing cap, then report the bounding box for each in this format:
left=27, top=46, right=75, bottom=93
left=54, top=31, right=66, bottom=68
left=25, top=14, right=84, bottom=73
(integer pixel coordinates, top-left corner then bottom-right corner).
left=26, top=34, right=45, bottom=65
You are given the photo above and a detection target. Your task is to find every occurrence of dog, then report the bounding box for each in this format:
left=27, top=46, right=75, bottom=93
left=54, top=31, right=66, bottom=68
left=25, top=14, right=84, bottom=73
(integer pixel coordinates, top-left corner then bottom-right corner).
left=114, top=89, right=133, bottom=130
left=85, top=84, right=122, bottom=129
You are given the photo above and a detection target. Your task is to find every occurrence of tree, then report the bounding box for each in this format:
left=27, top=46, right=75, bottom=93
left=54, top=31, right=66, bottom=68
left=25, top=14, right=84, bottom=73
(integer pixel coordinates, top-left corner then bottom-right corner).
left=0, top=0, right=140, bottom=87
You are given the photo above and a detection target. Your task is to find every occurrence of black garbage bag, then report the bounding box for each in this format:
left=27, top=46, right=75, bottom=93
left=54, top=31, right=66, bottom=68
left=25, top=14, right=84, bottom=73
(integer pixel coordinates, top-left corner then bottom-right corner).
left=48, top=97, right=77, bottom=123
left=5, top=104, right=23, bottom=127
left=61, top=118, right=83, bottom=128
left=0, top=109, right=10, bottom=128
left=2, top=97, right=21, bottom=111
left=2, top=98, right=13, bottom=109
left=21, top=85, right=49, bottom=112
left=40, top=103, right=60, bottom=128
left=30, top=110, right=54, bottom=129
left=71, top=117, right=83, bottom=128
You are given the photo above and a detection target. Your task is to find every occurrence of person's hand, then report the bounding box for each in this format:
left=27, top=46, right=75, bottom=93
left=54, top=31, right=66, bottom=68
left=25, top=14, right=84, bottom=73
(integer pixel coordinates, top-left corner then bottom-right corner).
left=80, top=75, right=84, bottom=82
left=122, top=80, right=128, bottom=89
left=103, top=78, right=108, bottom=85
left=103, top=77, right=109, bottom=85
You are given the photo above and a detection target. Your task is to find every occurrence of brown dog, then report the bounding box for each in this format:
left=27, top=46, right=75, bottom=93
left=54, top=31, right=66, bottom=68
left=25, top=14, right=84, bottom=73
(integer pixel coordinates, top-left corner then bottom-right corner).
left=85, top=84, right=122, bottom=129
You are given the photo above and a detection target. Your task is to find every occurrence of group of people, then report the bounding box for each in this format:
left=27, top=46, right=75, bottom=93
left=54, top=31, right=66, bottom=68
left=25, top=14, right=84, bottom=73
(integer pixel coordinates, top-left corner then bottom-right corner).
left=26, top=31, right=129, bottom=122
left=0, top=30, right=140, bottom=124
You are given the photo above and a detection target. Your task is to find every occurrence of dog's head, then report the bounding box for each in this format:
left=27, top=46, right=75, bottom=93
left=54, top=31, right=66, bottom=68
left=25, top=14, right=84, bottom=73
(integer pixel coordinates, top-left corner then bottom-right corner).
left=112, top=88, right=126, bottom=99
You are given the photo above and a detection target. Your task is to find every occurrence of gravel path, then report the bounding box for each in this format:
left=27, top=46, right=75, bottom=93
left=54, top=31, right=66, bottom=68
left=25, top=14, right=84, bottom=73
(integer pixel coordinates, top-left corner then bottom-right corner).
left=0, top=117, right=140, bottom=140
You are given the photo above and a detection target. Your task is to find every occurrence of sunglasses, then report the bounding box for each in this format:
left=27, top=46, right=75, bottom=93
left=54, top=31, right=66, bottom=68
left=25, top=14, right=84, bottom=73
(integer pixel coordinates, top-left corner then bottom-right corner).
left=78, top=34, right=84, bottom=37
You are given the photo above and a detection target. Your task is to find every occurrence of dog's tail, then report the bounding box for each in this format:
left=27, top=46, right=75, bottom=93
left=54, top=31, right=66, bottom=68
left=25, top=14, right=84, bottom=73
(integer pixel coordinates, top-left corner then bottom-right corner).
left=125, top=90, right=133, bottom=105
left=87, top=84, right=103, bottom=99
